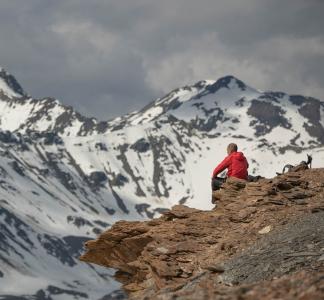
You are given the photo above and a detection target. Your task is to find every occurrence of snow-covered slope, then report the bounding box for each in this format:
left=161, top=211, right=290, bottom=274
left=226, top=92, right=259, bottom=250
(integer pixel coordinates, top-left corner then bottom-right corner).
left=0, top=67, right=324, bottom=299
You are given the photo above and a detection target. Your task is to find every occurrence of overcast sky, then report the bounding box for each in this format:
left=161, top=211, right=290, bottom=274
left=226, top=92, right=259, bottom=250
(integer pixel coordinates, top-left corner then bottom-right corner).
left=0, top=0, right=323, bottom=120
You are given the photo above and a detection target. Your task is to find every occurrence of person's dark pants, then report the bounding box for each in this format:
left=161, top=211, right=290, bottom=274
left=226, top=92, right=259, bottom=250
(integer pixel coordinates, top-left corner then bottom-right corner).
left=211, top=177, right=226, bottom=191
left=247, top=175, right=263, bottom=182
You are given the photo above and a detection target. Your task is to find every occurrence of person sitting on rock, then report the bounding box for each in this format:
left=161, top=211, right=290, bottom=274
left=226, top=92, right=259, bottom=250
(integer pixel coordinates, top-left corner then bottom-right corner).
left=211, top=143, right=249, bottom=191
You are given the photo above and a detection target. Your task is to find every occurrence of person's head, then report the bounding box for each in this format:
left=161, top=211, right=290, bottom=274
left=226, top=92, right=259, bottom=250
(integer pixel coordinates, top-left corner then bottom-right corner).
left=227, top=143, right=238, bottom=155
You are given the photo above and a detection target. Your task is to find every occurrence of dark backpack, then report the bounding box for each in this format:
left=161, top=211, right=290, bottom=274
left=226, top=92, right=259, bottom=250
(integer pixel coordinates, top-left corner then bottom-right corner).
left=277, top=154, right=312, bottom=175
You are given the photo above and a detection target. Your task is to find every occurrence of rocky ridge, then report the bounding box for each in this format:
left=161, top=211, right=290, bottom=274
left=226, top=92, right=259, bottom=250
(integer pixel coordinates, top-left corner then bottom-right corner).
left=81, top=168, right=324, bottom=299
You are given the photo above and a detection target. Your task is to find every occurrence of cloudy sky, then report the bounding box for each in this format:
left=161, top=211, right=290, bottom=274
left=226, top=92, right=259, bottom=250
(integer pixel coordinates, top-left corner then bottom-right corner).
left=0, top=0, right=323, bottom=120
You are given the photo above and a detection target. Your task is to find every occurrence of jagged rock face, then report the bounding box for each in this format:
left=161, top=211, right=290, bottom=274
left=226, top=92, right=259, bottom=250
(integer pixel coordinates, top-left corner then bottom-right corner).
left=247, top=99, right=292, bottom=136
left=0, top=68, right=26, bottom=98
left=1, top=67, right=324, bottom=299
left=81, top=169, right=324, bottom=299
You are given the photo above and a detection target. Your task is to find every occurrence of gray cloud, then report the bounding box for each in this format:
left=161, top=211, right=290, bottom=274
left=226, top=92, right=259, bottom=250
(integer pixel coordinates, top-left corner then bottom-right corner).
left=0, top=0, right=323, bottom=120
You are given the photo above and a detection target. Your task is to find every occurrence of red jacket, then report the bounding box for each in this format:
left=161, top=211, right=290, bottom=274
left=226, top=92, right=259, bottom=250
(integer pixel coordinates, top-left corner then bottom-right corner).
left=212, top=151, right=248, bottom=180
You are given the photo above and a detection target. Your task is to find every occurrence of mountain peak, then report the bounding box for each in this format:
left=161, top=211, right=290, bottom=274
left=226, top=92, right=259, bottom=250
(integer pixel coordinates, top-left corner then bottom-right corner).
left=0, top=67, right=26, bottom=98
left=205, top=75, right=247, bottom=94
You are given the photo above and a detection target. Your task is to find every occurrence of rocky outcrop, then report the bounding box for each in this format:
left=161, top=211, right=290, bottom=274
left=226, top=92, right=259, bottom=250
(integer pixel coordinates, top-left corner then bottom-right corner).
left=80, top=169, right=324, bottom=299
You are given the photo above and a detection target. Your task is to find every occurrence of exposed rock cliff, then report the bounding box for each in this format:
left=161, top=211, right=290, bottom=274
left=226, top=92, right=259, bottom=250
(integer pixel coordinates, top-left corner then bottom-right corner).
left=80, top=168, right=324, bottom=299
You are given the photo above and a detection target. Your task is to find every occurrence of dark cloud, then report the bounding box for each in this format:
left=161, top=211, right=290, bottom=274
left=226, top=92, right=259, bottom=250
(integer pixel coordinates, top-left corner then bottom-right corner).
left=0, top=0, right=323, bottom=120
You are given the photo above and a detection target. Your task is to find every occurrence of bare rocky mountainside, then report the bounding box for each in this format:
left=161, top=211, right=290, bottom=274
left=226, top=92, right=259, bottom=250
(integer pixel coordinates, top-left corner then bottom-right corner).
left=81, top=169, right=324, bottom=299
left=0, top=66, right=324, bottom=299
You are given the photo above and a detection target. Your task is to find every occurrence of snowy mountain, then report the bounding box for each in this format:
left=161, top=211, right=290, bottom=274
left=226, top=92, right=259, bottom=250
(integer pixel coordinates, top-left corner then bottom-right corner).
left=0, top=67, right=324, bottom=299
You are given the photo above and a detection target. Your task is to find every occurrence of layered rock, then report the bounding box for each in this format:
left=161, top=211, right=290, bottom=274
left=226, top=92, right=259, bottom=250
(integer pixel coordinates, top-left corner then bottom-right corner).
left=82, top=169, right=324, bottom=299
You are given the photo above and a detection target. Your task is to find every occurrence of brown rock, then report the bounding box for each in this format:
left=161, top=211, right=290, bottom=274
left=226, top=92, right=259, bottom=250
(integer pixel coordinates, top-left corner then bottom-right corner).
left=162, top=205, right=200, bottom=219
left=205, top=264, right=225, bottom=273
left=80, top=168, right=324, bottom=300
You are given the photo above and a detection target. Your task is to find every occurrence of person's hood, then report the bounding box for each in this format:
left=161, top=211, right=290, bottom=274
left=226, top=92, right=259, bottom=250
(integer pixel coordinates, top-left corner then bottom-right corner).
left=230, top=151, right=246, bottom=161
